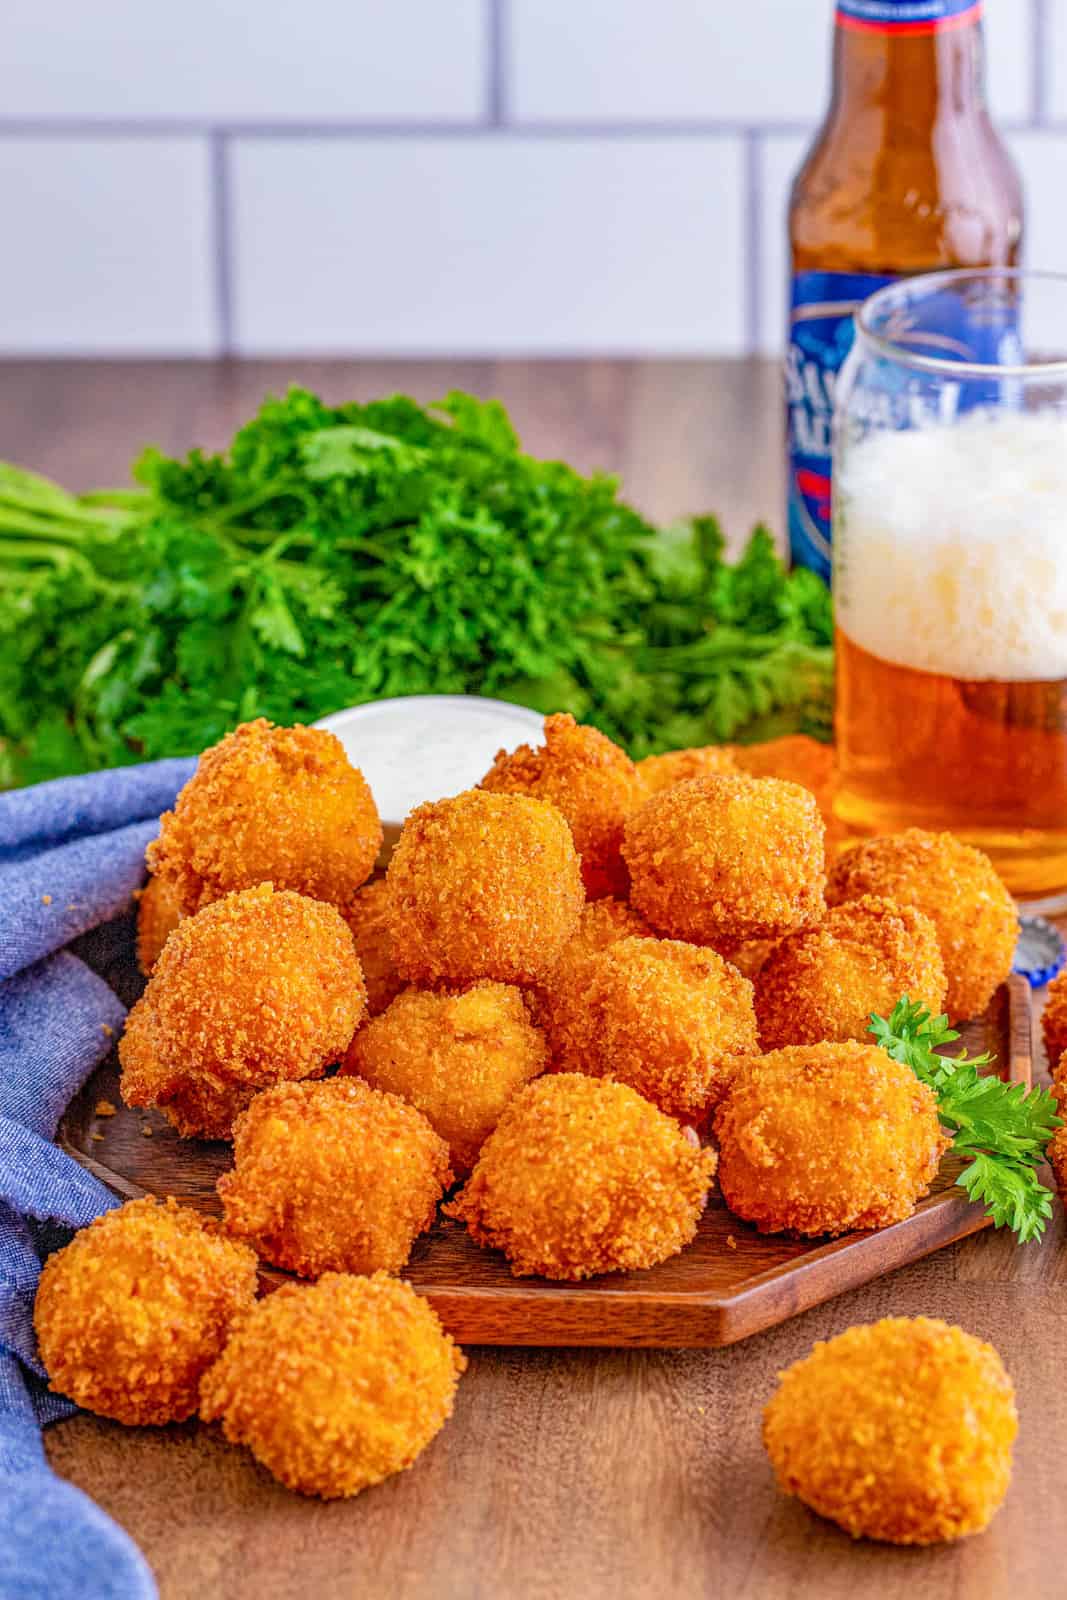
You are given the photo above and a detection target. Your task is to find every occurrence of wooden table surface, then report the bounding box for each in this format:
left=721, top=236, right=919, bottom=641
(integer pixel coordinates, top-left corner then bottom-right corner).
left=8, top=359, right=1066, bottom=1600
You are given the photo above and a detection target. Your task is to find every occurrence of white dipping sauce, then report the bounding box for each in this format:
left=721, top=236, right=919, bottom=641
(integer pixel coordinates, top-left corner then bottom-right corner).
left=315, top=694, right=544, bottom=832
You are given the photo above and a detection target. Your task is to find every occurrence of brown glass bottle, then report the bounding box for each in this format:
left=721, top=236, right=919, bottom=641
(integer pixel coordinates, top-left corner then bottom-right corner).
left=785, top=1, right=1023, bottom=579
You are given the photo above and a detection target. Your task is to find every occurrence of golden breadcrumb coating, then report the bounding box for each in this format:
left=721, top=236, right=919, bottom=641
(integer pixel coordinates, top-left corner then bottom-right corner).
left=34, top=1196, right=257, bottom=1426
left=558, top=894, right=656, bottom=964
left=635, top=744, right=739, bottom=795
left=218, top=1077, right=451, bottom=1277
left=549, top=936, right=757, bottom=1120
left=340, top=877, right=404, bottom=1017
left=445, top=1073, right=716, bottom=1280
left=717, top=938, right=777, bottom=979
left=134, top=883, right=363, bottom=1085
left=119, top=883, right=366, bottom=1138
left=199, top=1272, right=465, bottom=1500
left=1048, top=1068, right=1067, bottom=1201
left=622, top=775, right=826, bottom=945
left=479, top=713, right=645, bottom=899
left=730, top=734, right=837, bottom=830
left=826, top=829, right=1017, bottom=1021
left=147, top=718, right=382, bottom=915
left=763, top=1317, right=1017, bottom=1544
left=119, top=998, right=256, bottom=1139
left=713, top=1042, right=949, bottom=1236
left=1041, top=969, right=1067, bottom=1074
left=135, top=873, right=183, bottom=975
left=754, top=895, right=947, bottom=1050
left=387, top=789, right=583, bottom=987
left=344, top=983, right=548, bottom=1175
left=533, top=896, right=656, bottom=1044
left=730, top=733, right=834, bottom=790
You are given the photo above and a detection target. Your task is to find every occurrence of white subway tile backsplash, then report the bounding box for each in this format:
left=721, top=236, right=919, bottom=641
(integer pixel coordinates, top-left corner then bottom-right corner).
left=1009, top=133, right=1067, bottom=273
left=1046, top=0, right=1067, bottom=120
left=230, top=136, right=747, bottom=355
left=0, top=0, right=1056, bottom=357
left=984, top=0, right=1033, bottom=124
left=757, top=134, right=807, bottom=357
left=509, top=0, right=830, bottom=124
left=0, top=138, right=214, bottom=354
left=509, top=0, right=1026, bottom=127
left=0, top=0, right=486, bottom=122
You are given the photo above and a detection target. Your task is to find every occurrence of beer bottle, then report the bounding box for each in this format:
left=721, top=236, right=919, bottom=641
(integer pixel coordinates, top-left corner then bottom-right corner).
left=785, top=0, right=1022, bottom=580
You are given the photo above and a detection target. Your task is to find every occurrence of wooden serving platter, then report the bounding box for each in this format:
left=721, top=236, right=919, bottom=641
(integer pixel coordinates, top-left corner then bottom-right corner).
left=58, top=964, right=1032, bottom=1349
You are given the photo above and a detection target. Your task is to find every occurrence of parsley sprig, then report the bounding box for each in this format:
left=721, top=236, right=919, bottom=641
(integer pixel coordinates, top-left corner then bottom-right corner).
left=869, top=998, right=1061, bottom=1243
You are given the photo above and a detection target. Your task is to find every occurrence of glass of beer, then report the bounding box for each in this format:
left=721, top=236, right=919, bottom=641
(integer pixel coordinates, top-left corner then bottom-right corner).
left=833, top=268, right=1067, bottom=904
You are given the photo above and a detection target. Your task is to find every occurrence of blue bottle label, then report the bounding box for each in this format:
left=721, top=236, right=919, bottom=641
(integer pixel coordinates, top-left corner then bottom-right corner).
left=786, top=270, right=892, bottom=582
left=836, top=0, right=982, bottom=32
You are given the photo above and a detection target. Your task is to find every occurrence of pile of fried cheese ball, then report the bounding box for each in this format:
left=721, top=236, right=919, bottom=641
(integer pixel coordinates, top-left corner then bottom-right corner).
left=33, top=714, right=1022, bottom=1536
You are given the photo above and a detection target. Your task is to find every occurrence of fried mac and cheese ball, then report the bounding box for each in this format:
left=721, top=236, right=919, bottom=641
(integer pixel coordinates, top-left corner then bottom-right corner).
left=754, top=895, right=947, bottom=1050
left=340, top=876, right=404, bottom=1017
left=713, top=1043, right=949, bottom=1236
left=387, top=789, right=583, bottom=987
left=119, top=884, right=366, bottom=1139
left=635, top=744, right=738, bottom=795
left=1049, top=1071, right=1067, bottom=1202
left=554, top=895, right=656, bottom=970
left=479, top=713, right=645, bottom=899
left=344, top=983, right=548, bottom=1175
left=826, top=828, right=1017, bottom=1021
left=534, top=896, right=656, bottom=1045
left=135, top=873, right=183, bottom=974
left=218, top=1078, right=451, bottom=1278
left=119, top=999, right=257, bottom=1139
left=718, top=938, right=777, bottom=979
left=199, top=1272, right=465, bottom=1500
left=550, top=937, right=757, bottom=1120
left=1041, top=968, right=1067, bottom=1074
left=1044, top=993, right=1067, bottom=1232
left=730, top=733, right=834, bottom=788
left=35, top=1197, right=257, bottom=1426
left=731, top=735, right=836, bottom=814
left=148, top=718, right=382, bottom=915
left=622, top=775, right=825, bottom=945
left=763, top=1317, right=1017, bottom=1544
left=445, top=1073, right=716, bottom=1280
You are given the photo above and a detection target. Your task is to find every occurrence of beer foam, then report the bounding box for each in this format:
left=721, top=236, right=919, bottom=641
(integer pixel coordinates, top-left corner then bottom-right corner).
left=835, top=411, right=1067, bottom=680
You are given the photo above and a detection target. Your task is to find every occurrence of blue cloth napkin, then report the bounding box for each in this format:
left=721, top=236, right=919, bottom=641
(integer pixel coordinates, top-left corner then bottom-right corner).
left=0, top=758, right=195, bottom=1600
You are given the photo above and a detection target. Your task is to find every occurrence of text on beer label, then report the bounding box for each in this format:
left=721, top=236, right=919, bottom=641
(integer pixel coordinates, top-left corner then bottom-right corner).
left=786, top=270, right=893, bottom=582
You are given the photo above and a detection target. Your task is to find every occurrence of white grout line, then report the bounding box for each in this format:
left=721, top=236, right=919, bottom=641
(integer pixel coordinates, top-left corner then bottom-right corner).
left=0, top=117, right=1061, bottom=139
left=1032, top=0, right=1051, bottom=124
left=743, top=131, right=763, bottom=357
left=209, top=131, right=234, bottom=357
left=487, top=0, right=507, bottom=127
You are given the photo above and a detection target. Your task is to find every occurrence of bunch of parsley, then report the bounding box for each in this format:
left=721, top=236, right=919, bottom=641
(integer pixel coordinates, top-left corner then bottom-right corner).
left=0, top=388, right=832, bottom=786
left=870, top=998, right=1061, bottom=1242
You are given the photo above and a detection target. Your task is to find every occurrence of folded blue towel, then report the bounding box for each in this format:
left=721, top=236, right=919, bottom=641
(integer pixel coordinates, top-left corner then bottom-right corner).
left=0, top=759, right=195, bottom=1600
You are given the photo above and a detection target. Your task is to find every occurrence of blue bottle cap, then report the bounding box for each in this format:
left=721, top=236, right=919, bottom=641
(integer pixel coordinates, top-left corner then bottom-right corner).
left=1013, top=914, right=1066, bottom=988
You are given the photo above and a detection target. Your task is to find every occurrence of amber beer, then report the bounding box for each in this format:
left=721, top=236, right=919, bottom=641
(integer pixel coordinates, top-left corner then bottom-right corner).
left=786, top=0, right=1022, bottom=581
left=834, top=409, right=1067, bottom=900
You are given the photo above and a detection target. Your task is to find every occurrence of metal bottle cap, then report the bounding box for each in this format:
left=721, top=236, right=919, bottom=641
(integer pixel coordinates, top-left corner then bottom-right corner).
left=1014, top=914, right=1066, bottom=988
